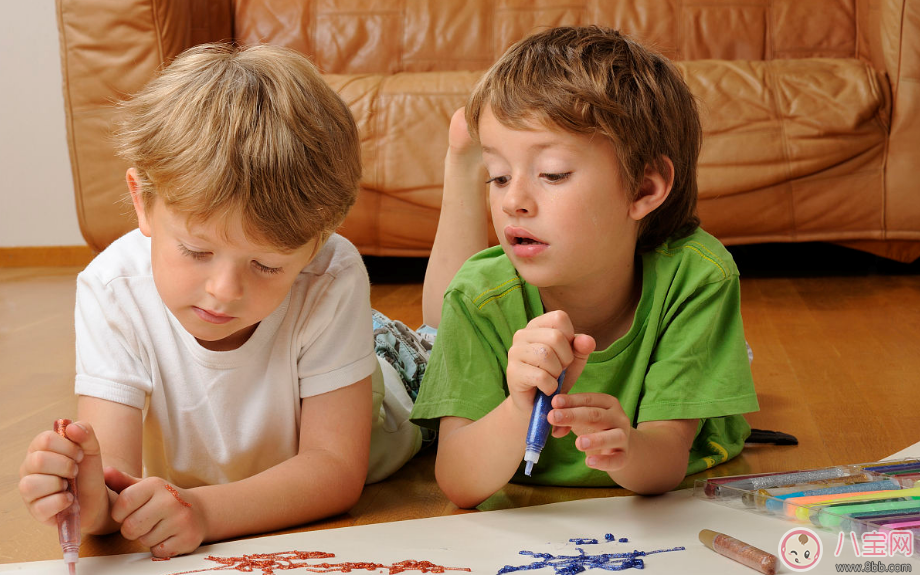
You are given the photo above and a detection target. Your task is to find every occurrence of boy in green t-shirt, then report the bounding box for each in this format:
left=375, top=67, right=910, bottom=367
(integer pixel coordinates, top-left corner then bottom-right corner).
left=410, top=26, right=759, bottom=508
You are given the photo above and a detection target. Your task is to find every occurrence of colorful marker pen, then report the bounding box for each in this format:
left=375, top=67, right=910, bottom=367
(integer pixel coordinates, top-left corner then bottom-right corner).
left=523, top=370, right=565, bottom=476
left=54, top=419, right=80, bottom=575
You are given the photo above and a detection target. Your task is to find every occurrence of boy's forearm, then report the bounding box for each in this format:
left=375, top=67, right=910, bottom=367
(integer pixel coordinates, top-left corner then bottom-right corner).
left=434, top=399, right=531, bottom=508
left=606, top=421, right=695, bottom=495
left=191, top=447, right=366, bottom=542
left=422, top=151, right=490, bottom=327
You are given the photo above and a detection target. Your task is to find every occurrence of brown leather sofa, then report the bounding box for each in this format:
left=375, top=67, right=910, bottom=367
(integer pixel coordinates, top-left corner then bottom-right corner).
left=57, top=0, right=920, bottom=262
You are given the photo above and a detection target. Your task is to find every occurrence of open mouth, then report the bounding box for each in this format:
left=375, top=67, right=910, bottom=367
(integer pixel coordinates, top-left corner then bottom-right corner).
left=513, top=237, right=543, bottom=245
left=505, top=226, right=546, bottom=247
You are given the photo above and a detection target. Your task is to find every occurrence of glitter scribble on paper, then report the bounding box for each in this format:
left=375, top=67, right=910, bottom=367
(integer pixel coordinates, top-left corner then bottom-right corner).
left=497, top=544, right=685, bottom=574
left=162, top=550, right=471, bottom=575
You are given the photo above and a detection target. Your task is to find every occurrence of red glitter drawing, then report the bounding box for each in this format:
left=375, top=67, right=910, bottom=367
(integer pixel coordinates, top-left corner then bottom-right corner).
left=165, top=484, right=193, bottom=508
left=161, top=550, right=471, bottom=575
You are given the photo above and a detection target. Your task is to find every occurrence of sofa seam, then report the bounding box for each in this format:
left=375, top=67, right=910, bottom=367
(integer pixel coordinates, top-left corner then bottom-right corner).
left=56, top=0, right=87, bottom=248
left=864, top=61, right=889, bottom=238
left=763, top=61, right=798, bottom=241
left=149, top=0, right=165, bottom=69
left=398, top=0, right=406, bottom=73
left=371, top=75, right=384, bottom=249
left=309, top=0, right=317, bottom=65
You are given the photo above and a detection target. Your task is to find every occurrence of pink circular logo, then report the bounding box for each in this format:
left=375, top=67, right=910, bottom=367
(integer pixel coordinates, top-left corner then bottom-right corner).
left=779, top=527, right=823, bottom=571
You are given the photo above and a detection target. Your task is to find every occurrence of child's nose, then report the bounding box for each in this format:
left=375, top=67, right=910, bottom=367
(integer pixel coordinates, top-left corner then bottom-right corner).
left=501, top=177, right=535, bottom=216
left=206, top=264, right=245, bottom=302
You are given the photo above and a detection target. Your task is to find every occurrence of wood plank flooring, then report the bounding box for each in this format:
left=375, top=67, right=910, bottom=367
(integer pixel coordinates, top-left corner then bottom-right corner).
left=2, top=242, right=918, bottom=564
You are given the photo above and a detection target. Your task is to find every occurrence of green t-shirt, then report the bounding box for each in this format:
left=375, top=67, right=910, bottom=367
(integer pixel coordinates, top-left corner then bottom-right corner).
left=410, top=228, right=759, bottom=487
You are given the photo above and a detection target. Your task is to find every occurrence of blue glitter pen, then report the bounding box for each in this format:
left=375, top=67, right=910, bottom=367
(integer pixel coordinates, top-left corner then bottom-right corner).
left=524, top=370, right=565, bottom=476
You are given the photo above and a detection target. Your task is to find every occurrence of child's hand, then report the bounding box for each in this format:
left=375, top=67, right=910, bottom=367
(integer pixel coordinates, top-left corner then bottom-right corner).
left=18, top=421, right=113, bottom=533
left=107, top=469, right=206, bottom=558
left=446, top=107, right=480, bottom=161
left=506, top=310, right=595, bottom=416
left=549, top=393, right=633, bottom=473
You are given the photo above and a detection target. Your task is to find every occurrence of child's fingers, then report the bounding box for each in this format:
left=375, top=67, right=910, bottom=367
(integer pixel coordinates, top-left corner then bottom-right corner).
left=584, top=451, right=629, bottom=473
left=19, top=473, right=75, bottom=525
left=508, top=341, right=565, bottom=380
left=150, top=537, right=180, bottom=559
left=549, top=404, right=612, bottom=429
left=551, top=424, right=572, bottom=438
left=574, top=427, right=630, bottom=454
left=526, top=310, right=575, bottom=340
left=551, top=392, right=618, bottom=412
left=28, top=491, right=76, bottom=526
left=19, top=472, right=70, bottom=504
left=143, top=512, right=201, bottom=558
left=111, top=476, right=154, bottom=526
left=136, top=517, right=173, bottom=551
left=550, top=393, right=630, bottom=432
left=20, top=448, right=79, bottom=482
left=507, top=360, right=563, bottom=398
left=22, top=430, right=84, bottom=472
left=149, top=531, right=200, bottom=559
left=124, top=483, right=202, bottom=558
left=510, top=326, right=573, bottom=372
left=61, top=421, right=118, bottom=529
left=559, top=333, right=596, bottom=394
left=104, top=466, right=142, bottom=494
left=59, top=421, right=100, bottom=457
left=447, top=108, right=478, bottom=155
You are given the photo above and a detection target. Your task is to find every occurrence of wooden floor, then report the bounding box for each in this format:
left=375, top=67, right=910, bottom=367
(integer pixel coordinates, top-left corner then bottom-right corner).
left=2, top=242, right=919, bottom=564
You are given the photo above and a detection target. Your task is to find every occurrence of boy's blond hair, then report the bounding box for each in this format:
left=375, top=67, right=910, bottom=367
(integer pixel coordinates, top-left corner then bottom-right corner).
left=117, top=43, right=361, bottom=251
left=467, top=26, right=701, bottom=253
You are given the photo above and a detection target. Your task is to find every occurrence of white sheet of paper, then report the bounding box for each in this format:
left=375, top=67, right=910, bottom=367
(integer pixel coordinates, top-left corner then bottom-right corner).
left=884, top=440, right=920, bottom=460
left=4, top=488, right=918, bottom=575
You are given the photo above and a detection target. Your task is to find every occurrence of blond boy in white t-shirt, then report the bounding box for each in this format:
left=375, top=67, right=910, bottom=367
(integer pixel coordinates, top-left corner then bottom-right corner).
left=18, top=43, right=420, bottom=558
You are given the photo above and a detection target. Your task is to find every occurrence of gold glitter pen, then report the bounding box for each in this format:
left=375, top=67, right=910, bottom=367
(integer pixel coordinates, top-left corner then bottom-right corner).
left=54, top=419, right=80, bottom=575
left=699, top=529, right=776, bottom=575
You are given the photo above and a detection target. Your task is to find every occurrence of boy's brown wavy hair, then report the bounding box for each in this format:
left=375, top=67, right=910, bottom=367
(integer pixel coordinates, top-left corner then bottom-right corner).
left=467, top=26, right=701, bottom=253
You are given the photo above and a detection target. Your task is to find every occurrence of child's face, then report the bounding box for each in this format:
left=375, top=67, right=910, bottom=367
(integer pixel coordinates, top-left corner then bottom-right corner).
left=479, top=107, right=640, bottom=290
left=136, top=195, right=320, bottom=351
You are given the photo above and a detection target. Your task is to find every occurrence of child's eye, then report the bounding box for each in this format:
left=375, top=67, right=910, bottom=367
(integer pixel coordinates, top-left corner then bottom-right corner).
left=541, top=172, right=572, bottom=183
left=485, top=175, right=510, bottom=187
left=254, top=261, right=283, bottom=275
left=179, top=244, right=209, bottom=260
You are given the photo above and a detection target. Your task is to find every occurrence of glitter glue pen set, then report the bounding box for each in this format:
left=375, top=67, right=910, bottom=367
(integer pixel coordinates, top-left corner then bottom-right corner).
left=693, top=458, right=920, bottom=555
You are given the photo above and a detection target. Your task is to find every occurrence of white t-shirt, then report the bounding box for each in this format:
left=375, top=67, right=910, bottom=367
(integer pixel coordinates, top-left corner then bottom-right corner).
left=75, top=230, right=419, bottom=487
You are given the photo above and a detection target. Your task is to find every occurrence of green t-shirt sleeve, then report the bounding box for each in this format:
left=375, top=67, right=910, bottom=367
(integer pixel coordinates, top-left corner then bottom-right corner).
left=638, top=272, right=759, bottom=423
left=409, top=288, right=509, bottom=430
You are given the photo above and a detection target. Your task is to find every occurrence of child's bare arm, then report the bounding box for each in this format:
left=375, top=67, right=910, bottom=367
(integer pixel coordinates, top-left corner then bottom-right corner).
left=423, top=108, right=490, bottom=327
left=105, top=376, right=373, bottom=557
left=185, top=377, right=372, bottom=543
left=434, top=404, right=531, bottom=509
left=549, top=392, right=697, bottom=494
left=620, top=419, right=698, bottom=493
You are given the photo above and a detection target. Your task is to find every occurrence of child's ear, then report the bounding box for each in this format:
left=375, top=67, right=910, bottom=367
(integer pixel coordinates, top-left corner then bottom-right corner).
left=126, top=168, right=152, bottom=237
left=628, top=156, right=674, bottom=221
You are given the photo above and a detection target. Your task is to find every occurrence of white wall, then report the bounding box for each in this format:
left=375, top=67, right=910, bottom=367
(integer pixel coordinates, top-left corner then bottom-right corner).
left=0, top=1, right=84, bottom=247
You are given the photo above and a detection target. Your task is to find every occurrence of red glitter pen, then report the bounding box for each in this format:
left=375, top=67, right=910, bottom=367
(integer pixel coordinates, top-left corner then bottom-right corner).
left=54, top=419, right=80, bottom=575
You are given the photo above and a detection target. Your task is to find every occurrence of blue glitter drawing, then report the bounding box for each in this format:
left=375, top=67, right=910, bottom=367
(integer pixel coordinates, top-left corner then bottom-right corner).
left=618, top=538, right=628, bottom=544
left=568, top=539, right=599, bottom=545
left=604, top=534, right=615, bottom=542
left=497, top=544, right=685, bottom=574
